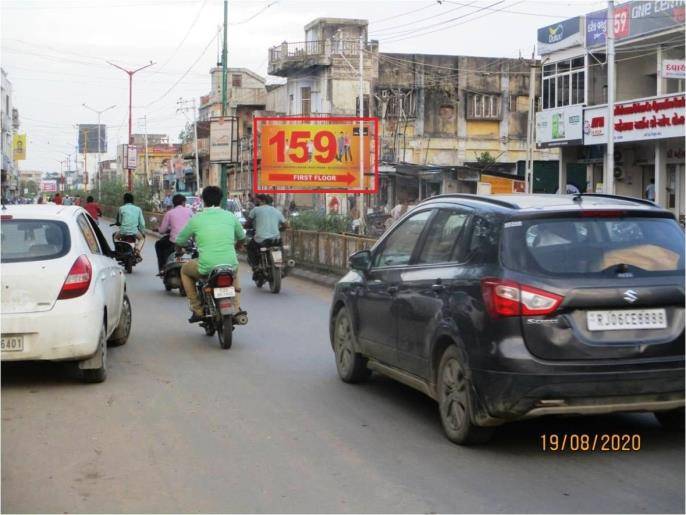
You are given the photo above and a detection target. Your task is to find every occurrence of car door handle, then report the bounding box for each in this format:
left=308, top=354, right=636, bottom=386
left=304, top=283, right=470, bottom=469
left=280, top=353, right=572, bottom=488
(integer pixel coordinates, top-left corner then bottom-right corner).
left=387, top=286, right=398, bottom=295
left=432, top=283, right=445, bottom=293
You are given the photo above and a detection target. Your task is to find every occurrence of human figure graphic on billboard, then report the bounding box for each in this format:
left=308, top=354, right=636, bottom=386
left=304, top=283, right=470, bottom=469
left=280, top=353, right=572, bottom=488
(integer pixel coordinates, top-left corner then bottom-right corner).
left=336, top=132, right=345, bottom=162
left=343, top=133, right=352, bottom=162
left=307, top=140, right=314, bottom=162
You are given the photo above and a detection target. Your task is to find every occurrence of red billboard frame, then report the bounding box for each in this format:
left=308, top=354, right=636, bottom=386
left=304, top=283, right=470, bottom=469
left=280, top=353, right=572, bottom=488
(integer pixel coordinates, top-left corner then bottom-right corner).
left=253, top=116, right=379, bottom=194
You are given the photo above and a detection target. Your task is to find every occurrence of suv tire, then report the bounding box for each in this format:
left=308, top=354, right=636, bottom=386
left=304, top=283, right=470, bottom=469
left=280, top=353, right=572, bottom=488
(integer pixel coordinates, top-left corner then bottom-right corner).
left=333, top=308, right=371, bottom=383
left=437, top=345, right=494, bottom=445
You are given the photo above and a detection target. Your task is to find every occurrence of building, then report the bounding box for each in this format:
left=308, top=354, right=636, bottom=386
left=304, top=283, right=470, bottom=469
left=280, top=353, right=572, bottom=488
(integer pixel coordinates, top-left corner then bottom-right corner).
left=266, top=18, right=556, bottom=211
left=1, top=67, right=20, bottom=200
left=98, top=159, right=118, bottom=183
left=535, top=2, right=685, bottom=222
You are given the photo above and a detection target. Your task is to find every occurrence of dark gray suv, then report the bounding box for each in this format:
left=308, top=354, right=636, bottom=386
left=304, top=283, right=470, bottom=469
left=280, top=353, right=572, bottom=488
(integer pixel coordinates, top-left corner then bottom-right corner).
left=329, top=194, right=685, bottom=444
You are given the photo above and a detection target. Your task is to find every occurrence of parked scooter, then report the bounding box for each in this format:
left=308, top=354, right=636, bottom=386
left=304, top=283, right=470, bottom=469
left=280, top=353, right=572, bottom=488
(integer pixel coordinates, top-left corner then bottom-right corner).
left=194, top=265, right=248, bottom=349
left=246, top=228, right=295, bottom=294
left=110, top=223, right=144, bottom=273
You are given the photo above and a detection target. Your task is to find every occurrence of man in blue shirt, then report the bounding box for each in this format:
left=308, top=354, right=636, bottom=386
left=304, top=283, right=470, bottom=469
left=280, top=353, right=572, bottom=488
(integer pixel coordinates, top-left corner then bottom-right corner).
left=115, top=193, right=146, bottom=257
left=246, top=194, right=287, bottom=270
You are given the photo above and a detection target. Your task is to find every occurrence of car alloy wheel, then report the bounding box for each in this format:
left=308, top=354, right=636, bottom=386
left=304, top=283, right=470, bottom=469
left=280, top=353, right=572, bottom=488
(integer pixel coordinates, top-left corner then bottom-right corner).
left=335, top=313, right=354, bottom=375
left=440, top=357, right=468, bottom=433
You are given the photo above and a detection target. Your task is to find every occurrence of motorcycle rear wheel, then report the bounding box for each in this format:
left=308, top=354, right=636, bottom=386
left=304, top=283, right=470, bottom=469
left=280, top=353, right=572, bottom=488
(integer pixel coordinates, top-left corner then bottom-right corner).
left=125, top=260, right=133, bottom=274
left=269, top=267, right=281, bottom=294
left=217, top=316, right=233, bottom=349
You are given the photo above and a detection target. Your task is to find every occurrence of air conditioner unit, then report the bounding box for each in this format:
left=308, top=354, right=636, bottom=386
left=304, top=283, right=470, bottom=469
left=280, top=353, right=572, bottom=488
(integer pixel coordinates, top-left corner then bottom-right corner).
left=613, top=166, right=625, bottom=180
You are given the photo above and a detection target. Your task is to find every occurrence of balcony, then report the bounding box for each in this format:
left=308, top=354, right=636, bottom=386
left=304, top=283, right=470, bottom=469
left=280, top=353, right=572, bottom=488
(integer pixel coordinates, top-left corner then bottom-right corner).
left=268, top=40, right=332, bottom=77
left=181, top=138, right=209, bottom=159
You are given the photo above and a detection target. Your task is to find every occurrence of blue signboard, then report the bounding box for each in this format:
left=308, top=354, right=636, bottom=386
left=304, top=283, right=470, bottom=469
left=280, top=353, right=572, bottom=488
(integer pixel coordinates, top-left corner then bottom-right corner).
left=537, top=16, right=584, bottom=54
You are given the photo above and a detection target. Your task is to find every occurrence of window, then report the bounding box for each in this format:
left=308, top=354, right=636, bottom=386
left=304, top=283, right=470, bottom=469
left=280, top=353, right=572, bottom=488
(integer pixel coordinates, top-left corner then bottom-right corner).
left=301, top=87, right=311, bottom=116
left=417, top=210, right=469, bottom=264
left=466, top=93, right=501, bottom=120
left=231, top=74, right=242, bottom=88
left=77, top=214, right=101, bottom=254
left=0, top=220, right=70, bottom=263
left=373, top=210, right=433, bottom=267
left=542, top=57, right=585, bottom=109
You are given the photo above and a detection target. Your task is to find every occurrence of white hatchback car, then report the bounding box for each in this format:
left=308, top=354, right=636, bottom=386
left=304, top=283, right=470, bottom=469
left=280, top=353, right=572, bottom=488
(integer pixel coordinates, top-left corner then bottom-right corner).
left=1, top=205, right=131, bottom=382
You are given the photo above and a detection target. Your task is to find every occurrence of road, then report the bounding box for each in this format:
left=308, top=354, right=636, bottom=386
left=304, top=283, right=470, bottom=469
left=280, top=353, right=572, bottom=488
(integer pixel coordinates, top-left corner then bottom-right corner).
left=2, top=227, right=684, bottom=514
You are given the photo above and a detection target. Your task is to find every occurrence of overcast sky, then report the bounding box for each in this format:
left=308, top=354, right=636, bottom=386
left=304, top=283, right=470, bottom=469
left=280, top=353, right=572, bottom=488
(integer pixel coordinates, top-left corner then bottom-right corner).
left=1, top=0, right=606, bottom=173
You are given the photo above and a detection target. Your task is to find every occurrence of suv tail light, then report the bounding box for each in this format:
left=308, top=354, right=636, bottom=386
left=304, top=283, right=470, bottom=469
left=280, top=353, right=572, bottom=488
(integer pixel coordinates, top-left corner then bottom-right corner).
left=214, top=274, right=233, bottom=287
left=481, top=278, right=563, bottom=318
left=58, top=255, right=92, bottom=300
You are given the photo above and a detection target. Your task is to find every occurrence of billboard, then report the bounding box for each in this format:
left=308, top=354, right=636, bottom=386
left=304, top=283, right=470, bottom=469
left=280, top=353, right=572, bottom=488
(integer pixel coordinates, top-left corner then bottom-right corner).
left=585, top=2, right=686, bottom=48
left=210, top=117, right=237, bottom=162
left=537, top=16, right=584, bottom=55
left=78, top=124, right=107, bottom=153
left=583, top=93, right=686, bottom=145
left=41, top=180, right=57, bottom=192
left=12, top=133, right=26, bottom=160
left=536, top=105, right=584, bottom=148
left=254, top=117, right=378, bottom=194
left=127, top=145, right=138, bottom=169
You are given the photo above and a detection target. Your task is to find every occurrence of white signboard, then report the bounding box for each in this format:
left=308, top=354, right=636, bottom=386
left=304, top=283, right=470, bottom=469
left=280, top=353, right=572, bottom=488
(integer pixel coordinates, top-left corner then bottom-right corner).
left=127, top=145, right=138, bottom=169
left=663, top=60, right=685, bottom=80
left=210, top=117, right=235, bottom=163
left=583, top=94, right=686, bottom=145
left=41, top=180, right=57, bottom=192
left=536, top=105, right=584, bottom=148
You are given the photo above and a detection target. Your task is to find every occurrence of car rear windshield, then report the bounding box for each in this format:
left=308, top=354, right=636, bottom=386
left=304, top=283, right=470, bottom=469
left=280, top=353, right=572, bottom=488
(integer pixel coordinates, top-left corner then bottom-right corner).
left=501, top=216, right=684, bottom=277
left=1, top=220, right=71, bottom=263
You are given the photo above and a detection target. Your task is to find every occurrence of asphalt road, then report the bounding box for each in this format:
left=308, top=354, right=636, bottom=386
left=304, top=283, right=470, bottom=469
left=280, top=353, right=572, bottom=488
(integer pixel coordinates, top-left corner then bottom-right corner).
left=2, top=227, right=684, bottom=514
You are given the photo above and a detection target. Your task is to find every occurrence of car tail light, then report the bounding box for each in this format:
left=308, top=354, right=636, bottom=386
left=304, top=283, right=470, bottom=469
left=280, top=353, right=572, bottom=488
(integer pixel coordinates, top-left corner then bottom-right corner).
left=214, top=274, right=233, bottom=287
left=58, top=255, right=92, bottom=300
left=481, top=278, right=563, bottom=318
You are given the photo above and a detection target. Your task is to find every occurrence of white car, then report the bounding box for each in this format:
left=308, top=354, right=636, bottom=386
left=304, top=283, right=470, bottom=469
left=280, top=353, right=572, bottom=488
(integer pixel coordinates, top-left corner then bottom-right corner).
left=1, top=205, right=131, bottom=382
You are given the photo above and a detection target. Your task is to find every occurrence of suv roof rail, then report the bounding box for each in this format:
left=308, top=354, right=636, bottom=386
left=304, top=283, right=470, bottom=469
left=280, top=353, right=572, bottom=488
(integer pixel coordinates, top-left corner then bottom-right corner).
left=574, top=193, right=659, bottom=208
left=421, top=194, right=520, bottom=210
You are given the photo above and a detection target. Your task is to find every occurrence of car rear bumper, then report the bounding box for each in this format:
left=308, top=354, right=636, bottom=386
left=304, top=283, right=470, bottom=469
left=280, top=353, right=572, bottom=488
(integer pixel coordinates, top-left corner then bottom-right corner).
left=471, top=365, right=685, bottom=425
left=1, top=298, right=103, bottom=362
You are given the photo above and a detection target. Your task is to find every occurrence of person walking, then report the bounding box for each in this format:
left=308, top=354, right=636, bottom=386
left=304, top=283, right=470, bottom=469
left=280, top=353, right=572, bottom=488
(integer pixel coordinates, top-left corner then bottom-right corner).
left=645, top=178, right=656, bottom=201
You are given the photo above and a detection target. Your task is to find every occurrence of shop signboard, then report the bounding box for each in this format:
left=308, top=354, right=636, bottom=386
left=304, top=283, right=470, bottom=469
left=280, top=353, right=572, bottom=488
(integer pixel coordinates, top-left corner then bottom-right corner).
left=127, top=145, right=138, bottom=169
left=537, top=16, right=584, bottom=54
left=663, top=59, right=686, bottom=79
left=41, top=180, right=57, bottom=192
left=210, top=117, right=237, bottom=163
left=583, top=93, right=686, bottom=144
left=12, top=133, right=26, bottom=160
left=536, top=105, right=584, bottom=147
left=585, top=1, right=686, bottom=48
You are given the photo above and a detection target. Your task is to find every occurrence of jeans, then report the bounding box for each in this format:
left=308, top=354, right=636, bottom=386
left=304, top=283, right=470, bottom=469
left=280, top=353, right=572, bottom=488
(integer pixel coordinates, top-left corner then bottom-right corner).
left=155, top=235, right=174, bottom=272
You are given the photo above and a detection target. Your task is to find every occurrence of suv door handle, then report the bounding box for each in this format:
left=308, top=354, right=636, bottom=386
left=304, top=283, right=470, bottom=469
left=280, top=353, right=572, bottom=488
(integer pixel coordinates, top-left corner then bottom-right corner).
left=387, top=286, right=398, bottom=295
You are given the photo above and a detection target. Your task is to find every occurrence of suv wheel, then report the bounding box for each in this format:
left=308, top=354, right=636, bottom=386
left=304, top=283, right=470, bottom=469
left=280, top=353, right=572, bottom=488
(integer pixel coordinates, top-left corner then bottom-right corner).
left=437, top=346, right=493, bottom=445
left=654, top=408, right=685, bottom=431
left=333, top=308, right=370, bottom=383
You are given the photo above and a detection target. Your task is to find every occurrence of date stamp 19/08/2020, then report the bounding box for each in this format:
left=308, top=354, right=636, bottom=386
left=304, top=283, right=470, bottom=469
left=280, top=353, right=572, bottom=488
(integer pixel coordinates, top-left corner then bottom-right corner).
left=541, top=433, right=642, bottom=452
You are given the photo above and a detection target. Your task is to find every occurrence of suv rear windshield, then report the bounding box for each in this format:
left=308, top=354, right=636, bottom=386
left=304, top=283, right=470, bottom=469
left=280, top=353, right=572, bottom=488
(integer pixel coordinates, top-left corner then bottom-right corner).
left=501, top=216, right=684, bottom=277
left=1, top=220, right=71, bottom=263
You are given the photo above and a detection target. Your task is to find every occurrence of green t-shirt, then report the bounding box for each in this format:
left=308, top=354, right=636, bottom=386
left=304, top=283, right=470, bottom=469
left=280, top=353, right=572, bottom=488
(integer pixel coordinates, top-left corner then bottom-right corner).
left=175, top=207, right=246, bottom=275
left=117, top=203, right=145, bottom=235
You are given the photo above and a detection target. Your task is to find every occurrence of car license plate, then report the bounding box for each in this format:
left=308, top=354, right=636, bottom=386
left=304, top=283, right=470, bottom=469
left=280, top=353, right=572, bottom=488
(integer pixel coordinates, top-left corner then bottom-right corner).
left=1, top=335, right=24, bottom=352
left=271, top=250, right=283, bottom=264
left=213, top=286, right=236, bottom=299
left=587, top=309, right=667, bottom=331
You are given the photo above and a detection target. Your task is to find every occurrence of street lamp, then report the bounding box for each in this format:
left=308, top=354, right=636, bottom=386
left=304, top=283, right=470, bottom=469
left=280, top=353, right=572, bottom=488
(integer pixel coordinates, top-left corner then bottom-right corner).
left=82, top=103, right=116, bottom=199
left=106, top=60, right=155, bottom=192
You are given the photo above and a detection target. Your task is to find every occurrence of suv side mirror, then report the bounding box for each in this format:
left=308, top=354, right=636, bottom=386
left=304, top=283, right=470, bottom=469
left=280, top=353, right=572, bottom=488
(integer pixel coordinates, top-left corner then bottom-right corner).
left=349, top=250, right=372, bottom=273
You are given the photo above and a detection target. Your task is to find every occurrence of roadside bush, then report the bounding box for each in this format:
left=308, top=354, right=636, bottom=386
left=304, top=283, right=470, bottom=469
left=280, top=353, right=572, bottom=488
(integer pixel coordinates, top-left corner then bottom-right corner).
left=289, top=210, right=351, bottom=234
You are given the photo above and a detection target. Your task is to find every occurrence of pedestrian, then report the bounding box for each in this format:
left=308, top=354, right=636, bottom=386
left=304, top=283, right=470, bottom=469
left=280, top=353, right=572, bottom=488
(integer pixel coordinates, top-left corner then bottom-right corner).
left=75, top=195, right=82, bottom=206
left=163, top=192, right=173, bottom=211
left=645, top=178, right=656, bottom=201
left=53, top=192, right=63, bottom=205
left=84, top=195, right=102, bottom=223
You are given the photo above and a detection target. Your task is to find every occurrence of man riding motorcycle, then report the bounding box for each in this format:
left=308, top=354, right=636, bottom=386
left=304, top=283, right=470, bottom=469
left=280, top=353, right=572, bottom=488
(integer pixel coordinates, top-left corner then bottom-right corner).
left=175, top=186, right=246, bottom=323
left=246, top=194, right=288, bottom=277
left=115, top=193, right=145, bottom=255
left=155, top=193, right=193, bottom=274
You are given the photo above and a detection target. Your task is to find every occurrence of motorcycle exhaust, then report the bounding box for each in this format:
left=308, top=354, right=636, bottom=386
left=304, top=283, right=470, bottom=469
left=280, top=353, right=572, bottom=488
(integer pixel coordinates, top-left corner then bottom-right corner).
left=234, top=312, right=249, bottom=326
left=287, top=259, right=296, bottom=269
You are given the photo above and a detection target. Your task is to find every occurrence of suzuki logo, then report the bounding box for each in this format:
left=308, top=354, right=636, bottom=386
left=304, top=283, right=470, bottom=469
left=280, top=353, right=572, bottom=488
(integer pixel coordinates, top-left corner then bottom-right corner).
left=623, top=289, right=638, bottom=303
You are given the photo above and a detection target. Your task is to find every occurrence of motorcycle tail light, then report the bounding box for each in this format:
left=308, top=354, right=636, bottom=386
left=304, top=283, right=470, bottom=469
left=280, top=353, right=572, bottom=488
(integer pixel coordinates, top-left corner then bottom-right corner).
left=215, top=274, right=234, bottom=287
left=481, top=278, right=563, bottom=318
left=58, top=255, right=92, bottom=300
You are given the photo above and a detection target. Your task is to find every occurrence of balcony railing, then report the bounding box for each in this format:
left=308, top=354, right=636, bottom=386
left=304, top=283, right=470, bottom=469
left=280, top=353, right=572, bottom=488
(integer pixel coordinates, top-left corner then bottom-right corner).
left=268, top=39, right=364, bottom=76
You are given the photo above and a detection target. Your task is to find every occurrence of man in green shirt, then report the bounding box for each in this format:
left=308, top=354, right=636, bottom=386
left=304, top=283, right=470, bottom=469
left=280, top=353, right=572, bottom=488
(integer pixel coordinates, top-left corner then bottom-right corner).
left=176, top=186, right=246, bottom=323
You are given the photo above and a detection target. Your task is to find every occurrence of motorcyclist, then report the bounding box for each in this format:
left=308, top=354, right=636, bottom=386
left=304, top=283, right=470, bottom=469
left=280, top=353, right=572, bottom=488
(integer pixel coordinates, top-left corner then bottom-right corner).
left=115, top=193, right=145, bottom=256
left=246, top=194, right=288, bottom=276
left=175, top=186, right=246, bottom=324
left=154, top=193, right=193, bottom=274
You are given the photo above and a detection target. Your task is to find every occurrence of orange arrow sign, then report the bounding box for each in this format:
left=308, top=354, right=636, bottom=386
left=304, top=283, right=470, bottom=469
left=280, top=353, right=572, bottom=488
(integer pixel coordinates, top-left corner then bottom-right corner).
left=267, top=172, right=356, bottom=185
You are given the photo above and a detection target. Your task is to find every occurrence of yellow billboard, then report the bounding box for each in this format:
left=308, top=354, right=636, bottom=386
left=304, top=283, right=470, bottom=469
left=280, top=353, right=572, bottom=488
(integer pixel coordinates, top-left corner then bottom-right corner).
left=13, top=134, right=26, bottom=161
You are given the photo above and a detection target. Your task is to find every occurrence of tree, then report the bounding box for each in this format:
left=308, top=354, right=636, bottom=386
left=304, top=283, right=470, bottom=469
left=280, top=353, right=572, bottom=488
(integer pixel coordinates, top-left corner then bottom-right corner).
left=475, top=151, right=496, bottom=165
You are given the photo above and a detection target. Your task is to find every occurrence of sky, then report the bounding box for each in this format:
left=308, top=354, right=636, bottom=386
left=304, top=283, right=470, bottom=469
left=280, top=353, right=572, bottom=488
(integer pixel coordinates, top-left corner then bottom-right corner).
left=1, top=0, right=607, bottom=174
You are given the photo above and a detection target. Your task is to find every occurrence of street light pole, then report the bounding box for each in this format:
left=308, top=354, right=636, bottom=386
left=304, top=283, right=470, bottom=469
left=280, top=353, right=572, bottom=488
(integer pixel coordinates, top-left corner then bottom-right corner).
left=83, top=103, right=116, bottom=200
left=107, top=60, right=155, bottom=192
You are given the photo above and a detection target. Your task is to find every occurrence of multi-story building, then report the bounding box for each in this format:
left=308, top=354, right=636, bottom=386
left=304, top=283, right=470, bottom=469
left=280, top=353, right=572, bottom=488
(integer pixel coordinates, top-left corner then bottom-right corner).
left=535, top=1, right=685, bottom=221
left=1, top=67, right=20, bottom=200
left=129, top=133, right=182, bottom=193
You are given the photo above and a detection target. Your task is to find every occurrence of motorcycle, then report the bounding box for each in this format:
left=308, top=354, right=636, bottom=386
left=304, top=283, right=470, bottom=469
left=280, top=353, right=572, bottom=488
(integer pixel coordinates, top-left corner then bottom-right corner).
left=247, top=228, right=295, bottom=294
left=194, top=265, right=248, bottom=349
left=110, top=223, right=144, bottom=273
left=161, top=243, right=195, bottom=296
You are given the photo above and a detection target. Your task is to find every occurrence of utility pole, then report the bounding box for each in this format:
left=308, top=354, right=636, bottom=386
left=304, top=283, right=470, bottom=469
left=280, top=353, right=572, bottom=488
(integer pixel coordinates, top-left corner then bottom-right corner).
left=525, top=48, right=537, bottom=194
left=358, top=34, right=366, bottom=234
left=83, top=103, right=116, bottom=199
left=605, top=0, right=616, bottom=195
left=107, top=60, right=155, bottom=192
left=220, top=0, right=229, bottom=208
left=177, top=98, right=202, bottom=194
left=83, top=128, right=89, bottom=192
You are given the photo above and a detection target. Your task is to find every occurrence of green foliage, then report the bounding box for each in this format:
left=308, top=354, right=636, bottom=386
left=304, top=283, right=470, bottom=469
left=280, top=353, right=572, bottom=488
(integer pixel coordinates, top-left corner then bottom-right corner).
left=475, top=151, right=496, bottom=164
left=289, top=210, right=351, bottom=234
left=91, top=178, right=159, bottom=212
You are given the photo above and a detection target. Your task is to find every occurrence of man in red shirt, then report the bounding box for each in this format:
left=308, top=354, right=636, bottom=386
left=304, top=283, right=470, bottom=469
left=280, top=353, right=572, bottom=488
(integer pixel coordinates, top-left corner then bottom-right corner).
left=84, top=195, right=102, bottom=223
left=53, top=192, right=63, bottom=205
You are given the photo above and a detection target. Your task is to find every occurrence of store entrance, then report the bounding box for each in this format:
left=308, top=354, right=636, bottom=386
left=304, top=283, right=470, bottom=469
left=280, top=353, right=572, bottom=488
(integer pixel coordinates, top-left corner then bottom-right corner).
left=666, top=163, right=685, bottom=225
